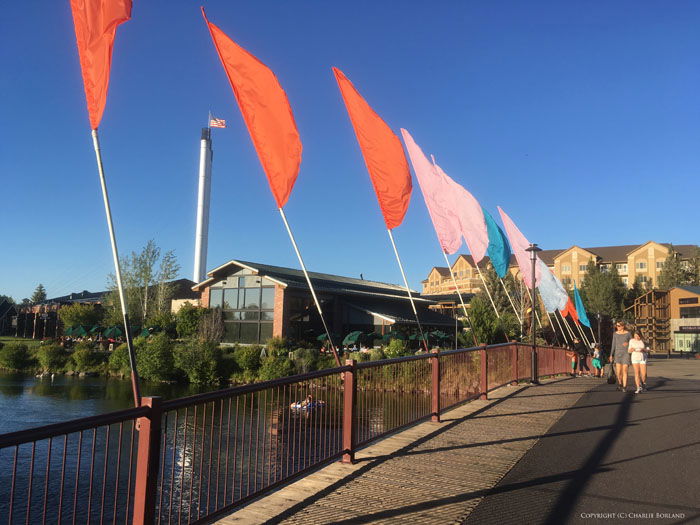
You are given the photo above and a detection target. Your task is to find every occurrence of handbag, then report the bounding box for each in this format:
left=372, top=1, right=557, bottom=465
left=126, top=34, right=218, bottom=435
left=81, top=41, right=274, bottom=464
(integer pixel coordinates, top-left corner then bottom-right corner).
left=606, top=363, right=616, bottom=384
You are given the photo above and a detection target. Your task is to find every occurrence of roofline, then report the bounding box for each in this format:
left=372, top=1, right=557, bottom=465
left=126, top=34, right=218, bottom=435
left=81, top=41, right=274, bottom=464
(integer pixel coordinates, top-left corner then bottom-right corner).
left=193, top=260, right=289, bottom=291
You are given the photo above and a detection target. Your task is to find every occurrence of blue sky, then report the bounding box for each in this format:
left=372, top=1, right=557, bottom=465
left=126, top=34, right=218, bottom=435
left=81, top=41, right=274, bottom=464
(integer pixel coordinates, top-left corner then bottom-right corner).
left=1, top=1, right=698, bottom=301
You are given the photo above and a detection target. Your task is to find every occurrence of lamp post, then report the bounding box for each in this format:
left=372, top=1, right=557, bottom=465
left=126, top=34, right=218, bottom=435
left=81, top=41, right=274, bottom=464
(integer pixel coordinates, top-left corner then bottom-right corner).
left=526, top=243, right=542, bottom=384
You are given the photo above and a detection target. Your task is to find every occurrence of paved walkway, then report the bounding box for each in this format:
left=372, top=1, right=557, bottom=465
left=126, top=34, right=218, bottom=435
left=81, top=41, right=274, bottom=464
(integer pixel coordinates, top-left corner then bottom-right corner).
left=214, top=374, right=598, bottom=524
left=463, top=357, right=700, bottom=525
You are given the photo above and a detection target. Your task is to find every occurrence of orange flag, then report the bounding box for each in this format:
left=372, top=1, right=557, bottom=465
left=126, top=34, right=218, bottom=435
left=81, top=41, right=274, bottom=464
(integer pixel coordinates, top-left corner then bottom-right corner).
left=333, top=68, right=412, bottom=230
left=202, top=8, right=302, bottom=209
left=561, top=297, right=580, bottom=324
left=70, top=0, right=132, bottom=130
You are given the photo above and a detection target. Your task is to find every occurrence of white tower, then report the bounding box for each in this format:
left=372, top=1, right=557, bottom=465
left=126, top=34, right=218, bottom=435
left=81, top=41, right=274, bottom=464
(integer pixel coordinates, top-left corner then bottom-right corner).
left=193, top=127, right=213, bottom=283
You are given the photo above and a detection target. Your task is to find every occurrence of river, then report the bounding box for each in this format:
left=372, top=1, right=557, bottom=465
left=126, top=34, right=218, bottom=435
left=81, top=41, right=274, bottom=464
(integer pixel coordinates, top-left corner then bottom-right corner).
left=0, top=371, right=222, bottom=434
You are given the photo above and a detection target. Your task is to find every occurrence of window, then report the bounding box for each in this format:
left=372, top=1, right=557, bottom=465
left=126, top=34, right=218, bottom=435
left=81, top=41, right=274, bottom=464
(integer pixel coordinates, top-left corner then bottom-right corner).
left=599, top=264, right=609, bottom=273
left=680, top=307, right=700, bottom=319
left=562, top=265, right=571, bottom=273
left=656, top=260, right=665, bottom=269
left=579, top=265, right=587, bottom=272
left=636, top=261, right=647, bottom=270
left=638, top=276, right=649, bottom=284
left=622, top=277, right=628, bottom=285
left=679, top=297, right=699, bottom=305
left=562, top=278, right=572, bottom=287
left=616, top=263, right=627, bottom=273
left=214, top=275, right=276, bottom=344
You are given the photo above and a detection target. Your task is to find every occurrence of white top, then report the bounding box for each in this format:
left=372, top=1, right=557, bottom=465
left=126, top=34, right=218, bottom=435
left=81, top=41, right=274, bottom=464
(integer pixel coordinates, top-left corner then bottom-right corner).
left=628, top=339, right=646, bottom=353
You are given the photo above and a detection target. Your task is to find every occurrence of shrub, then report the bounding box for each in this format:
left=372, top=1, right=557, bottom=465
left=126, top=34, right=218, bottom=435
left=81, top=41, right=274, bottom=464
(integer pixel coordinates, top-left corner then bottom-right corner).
left=265, top=337, right=289, bottom=357
left=349, top=351, right=370, bottom=363
left=292, top=347, right=318, bottom=373
left=217, top=349, right=240, bottom=379
left=70, top=347, right=96, bottom=371
left=257, top=356, right=295, bottom=381
left=316, top=354, right=340, bottom=369
left=174, top=339, right=221, bottom=384
left=369, top=348, right=385, bottom=361
left=230, top=369, right=258, bottom=385
left=0, top=343, right=30, bottom=370
left=135, top=333, right=174, bottom=382
left=234, top=345, right=263, bottom=372
left=384, top=339, right=408, bottom=359
left=108, top=343, right=132, bottom=376
left=36, top=344, right=67, bottom=372
left=148, top=311, right=177, bottom=338
left=176, top=302, right=205, bottom=339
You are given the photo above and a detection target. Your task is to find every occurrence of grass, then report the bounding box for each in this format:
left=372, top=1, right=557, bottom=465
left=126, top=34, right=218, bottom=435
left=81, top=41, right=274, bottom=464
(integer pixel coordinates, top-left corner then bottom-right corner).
left=0, top=336, right=42, bottom=349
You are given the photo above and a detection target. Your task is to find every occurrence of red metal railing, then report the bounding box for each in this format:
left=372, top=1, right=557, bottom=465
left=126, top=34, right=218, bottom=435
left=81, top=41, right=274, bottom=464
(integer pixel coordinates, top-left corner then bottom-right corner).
left=0, top=343, right=570, bottom=524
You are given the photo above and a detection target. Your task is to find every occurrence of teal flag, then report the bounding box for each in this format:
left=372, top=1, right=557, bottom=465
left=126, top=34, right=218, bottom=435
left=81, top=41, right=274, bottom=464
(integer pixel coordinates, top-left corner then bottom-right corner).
left=483, top=208, right=511, bottom=278
left=573, top=283, right=591, bottom=327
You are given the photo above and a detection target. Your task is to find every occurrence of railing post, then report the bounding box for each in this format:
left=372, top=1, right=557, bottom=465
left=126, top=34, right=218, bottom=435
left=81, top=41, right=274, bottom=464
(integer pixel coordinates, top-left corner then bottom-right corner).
left=511, top=344, right=518, bottom=385
left=431, top=349, right=440, bottom=423
left=133, top=396, right=162, bottom=525
left=480, top=344, right=488, bottom=400
left=342, top=360, right=357, bottom=464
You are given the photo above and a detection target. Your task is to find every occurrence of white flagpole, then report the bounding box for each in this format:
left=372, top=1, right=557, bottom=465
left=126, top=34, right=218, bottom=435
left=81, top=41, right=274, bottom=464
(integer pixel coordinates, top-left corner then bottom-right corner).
left=499, top=277, right=522, bottom=324
left=443, top=251, right=479, bottom=347
left=279, top=208, right=341, bottom=366
left=474, top=262, right=501, bottom=318
left=552, top=309, right=570, bottom=345
left=91, top=129, right=141, bottom=407
left=559, top=310, right=577, bottom=341
left=387, top=229, right=429, bottom=352
left=545, top=311, right=564, bottom=346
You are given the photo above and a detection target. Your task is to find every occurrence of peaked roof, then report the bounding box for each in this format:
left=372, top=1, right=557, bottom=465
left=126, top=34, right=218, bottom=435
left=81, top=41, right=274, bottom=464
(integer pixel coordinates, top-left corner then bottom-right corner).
left=674, top=285, right=700, bottom=296
left=196, top=260, right=423, bottom=300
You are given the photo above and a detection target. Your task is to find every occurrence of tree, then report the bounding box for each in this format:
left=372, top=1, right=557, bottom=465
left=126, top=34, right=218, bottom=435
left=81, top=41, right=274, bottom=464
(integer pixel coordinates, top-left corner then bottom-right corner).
left=624, top=277, right=646, bottom=309
left=31, top=284, right=47, bottom=303
left=0, top=295, right=14, bottom=304
left=580, top=261, right=626, bottom=319
left=658, top=247, right=692, bottom=289
left=690, top=247, right=700, bottom=286
left=58, top=303, right=104, bottom=328
left=105, top=240, right=181, bottom=324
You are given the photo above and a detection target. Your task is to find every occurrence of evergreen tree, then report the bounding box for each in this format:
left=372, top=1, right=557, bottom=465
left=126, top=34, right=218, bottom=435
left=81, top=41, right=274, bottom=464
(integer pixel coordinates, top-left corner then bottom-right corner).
left=581, top=261, right=626, bottom=318
left=624, top=277, right=646, bottom=309
left=0, top=295, right=14, bottom=304
left=30, top=284, right=47, bottom=303
left=658, top=247, right=691, bottom=289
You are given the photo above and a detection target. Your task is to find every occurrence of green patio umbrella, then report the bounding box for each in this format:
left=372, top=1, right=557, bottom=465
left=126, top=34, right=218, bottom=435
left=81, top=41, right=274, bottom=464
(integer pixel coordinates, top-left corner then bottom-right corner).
left=63, top=326, right=74, bottom=336
left=89, top=325, right=103, bottom=335
left=72, top=325, right=87, bottom=337
left=342, top=331, right=364, bottom=346
left=382, top=331, right=406, bottom=342
left=103, top=326, right=123, bottom=338
left=409, top=333, right=429, bottom=342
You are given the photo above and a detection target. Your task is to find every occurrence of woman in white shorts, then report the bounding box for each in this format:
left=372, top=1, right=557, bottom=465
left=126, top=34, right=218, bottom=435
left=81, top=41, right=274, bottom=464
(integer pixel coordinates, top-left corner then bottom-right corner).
left=628, top=331, right=648, bottom=394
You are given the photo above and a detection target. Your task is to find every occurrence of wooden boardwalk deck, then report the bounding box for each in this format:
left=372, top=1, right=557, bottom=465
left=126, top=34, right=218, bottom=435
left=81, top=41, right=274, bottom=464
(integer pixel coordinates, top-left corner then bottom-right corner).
left=214, top=376, right=597, bottom=524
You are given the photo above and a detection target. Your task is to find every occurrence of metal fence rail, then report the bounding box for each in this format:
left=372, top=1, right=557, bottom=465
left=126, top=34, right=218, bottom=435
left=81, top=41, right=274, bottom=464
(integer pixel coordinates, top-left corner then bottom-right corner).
left=0, top=343, right=570, bottom=525
left=0, top=407, right=147, bottom=525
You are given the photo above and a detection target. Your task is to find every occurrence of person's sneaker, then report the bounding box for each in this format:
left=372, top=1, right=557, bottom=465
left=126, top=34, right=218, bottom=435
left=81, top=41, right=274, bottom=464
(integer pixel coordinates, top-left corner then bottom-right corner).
left=635, top=386, right=642, bottom=394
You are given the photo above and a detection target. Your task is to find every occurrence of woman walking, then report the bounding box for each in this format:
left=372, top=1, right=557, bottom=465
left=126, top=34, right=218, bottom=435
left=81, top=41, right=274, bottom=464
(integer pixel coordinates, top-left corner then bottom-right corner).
left=609, top=321, right=632, bottom=391
left=629, top=331, right=648, bottom=393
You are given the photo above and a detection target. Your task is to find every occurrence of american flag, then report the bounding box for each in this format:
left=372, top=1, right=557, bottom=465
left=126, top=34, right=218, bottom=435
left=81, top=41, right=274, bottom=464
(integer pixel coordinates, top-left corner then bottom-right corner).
left=209, top=117, right=226, bottom=128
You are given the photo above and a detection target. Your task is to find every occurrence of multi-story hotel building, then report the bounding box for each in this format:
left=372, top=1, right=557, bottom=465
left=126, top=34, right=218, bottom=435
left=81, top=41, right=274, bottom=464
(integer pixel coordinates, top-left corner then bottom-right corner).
left=422, top=242, right=698, bottom=295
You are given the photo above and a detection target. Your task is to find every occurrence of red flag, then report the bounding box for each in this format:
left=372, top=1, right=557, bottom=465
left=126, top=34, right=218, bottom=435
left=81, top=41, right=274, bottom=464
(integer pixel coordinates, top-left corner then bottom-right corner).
left=202, top=8, right=302, bottom=208
left=333, top=68, right=412, bottom=230
left=560, top=297, right=580, bottom=324
left=70, top=0, right=132, bottom=130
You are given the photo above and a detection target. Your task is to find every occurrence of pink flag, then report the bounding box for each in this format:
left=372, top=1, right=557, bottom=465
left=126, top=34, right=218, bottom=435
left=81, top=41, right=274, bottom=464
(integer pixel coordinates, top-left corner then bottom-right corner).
left=400, top=129, right=461, bottom=254
left=498, top=206, right=542, bottom=288
left=438, top=167, right=489, bottom=263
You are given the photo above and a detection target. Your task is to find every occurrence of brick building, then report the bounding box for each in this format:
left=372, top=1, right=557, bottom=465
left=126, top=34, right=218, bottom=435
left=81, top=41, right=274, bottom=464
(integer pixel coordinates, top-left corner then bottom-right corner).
left=192, top=260, right=456, bottom=345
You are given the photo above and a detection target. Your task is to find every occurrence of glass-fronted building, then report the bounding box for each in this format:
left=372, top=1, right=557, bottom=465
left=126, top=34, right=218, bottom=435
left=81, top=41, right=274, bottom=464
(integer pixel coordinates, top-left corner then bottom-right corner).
left=193, top=260, right=456, bottom=345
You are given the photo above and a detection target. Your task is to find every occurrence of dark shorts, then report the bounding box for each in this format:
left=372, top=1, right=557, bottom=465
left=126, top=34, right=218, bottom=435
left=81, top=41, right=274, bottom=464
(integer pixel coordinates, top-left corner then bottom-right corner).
left=613, top=352, right=631, bottom=365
